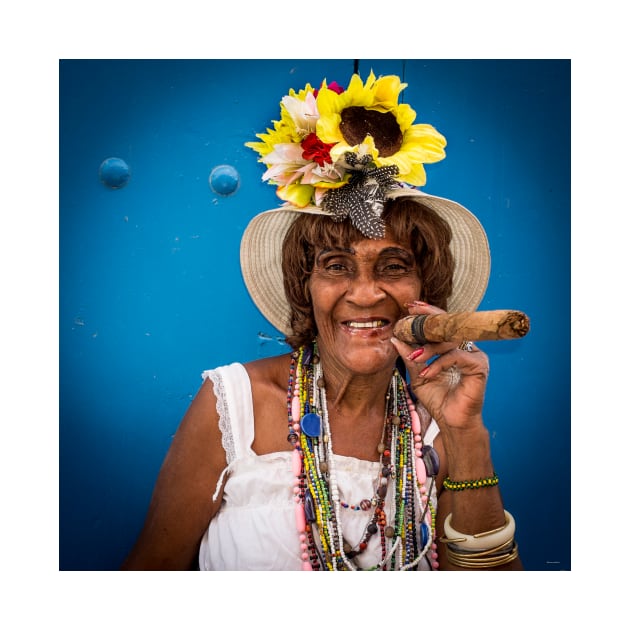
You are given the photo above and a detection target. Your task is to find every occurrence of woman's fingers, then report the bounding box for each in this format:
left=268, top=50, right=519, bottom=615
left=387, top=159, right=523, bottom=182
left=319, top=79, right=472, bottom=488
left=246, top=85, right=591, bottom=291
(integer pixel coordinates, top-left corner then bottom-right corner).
left=391, top=335, right=488, bottom=383
left=403, top=300, right=445, bottom=316
left=414, top=346, right=489, bottom=382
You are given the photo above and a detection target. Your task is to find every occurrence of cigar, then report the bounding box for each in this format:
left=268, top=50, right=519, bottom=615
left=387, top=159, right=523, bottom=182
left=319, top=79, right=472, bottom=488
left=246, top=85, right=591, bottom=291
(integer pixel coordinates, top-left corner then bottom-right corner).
left=393, top=310, right=530, bottom=345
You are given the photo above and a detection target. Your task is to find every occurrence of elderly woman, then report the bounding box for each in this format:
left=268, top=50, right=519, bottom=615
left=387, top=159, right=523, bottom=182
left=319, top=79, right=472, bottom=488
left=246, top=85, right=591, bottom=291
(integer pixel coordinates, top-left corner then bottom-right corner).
left=122, top=72, right=522, bottom=571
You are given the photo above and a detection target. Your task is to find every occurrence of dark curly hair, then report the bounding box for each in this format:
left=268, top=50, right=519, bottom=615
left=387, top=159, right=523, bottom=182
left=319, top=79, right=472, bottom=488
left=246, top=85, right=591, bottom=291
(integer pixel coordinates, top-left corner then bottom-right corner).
left=281, top=197, right=454, bottom=349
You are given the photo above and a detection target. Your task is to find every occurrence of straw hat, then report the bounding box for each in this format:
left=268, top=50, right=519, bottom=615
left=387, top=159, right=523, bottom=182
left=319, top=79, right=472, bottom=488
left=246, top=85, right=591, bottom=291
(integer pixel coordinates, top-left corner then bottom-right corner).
left=240, top=187, right=490, bottom=335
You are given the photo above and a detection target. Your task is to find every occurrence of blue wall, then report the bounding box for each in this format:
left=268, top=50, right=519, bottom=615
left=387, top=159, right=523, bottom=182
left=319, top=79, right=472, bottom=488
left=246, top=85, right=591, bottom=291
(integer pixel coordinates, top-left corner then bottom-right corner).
left=59, top=59, right=570, bottom=570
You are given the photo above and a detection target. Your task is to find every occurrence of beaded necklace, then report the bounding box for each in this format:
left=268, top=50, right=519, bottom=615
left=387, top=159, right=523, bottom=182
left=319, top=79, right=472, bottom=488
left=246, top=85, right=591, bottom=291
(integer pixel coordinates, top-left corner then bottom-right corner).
left=288, top=344, right=440, bottom=571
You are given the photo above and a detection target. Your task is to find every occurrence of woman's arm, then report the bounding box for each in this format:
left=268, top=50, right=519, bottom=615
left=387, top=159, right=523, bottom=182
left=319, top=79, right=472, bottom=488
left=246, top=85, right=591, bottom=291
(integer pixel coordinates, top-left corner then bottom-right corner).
left=121, top=378, right=227, bottom=570
left=433, top=431, right=523, bottom=570
left=392, top=302, right=523, bottom=570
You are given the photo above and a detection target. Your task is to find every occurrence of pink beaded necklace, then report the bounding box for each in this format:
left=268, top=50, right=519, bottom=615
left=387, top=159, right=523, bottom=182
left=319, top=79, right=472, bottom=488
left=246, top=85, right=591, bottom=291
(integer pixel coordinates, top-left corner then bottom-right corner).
left=288, top=344, right=440, bottom=571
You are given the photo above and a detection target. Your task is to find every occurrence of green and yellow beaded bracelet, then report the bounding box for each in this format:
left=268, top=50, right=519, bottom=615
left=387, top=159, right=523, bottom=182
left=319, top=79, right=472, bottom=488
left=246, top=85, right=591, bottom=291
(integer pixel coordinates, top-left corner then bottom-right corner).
left=443, top=472, right=499, bottom=491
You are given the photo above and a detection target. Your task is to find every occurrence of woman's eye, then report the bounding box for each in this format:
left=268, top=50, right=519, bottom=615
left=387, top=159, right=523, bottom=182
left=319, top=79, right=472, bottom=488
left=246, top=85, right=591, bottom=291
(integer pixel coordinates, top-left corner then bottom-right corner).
left=379, top=261, right=411, bottom=275
left=324, top=262, right=350, bottom=272
left=318, top=255, right=352, bottom=272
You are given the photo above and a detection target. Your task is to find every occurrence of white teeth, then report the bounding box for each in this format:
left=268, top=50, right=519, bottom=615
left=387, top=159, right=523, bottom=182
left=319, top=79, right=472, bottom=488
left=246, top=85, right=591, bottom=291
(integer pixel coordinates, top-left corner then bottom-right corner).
left=346, top=320, right=385, bottom=328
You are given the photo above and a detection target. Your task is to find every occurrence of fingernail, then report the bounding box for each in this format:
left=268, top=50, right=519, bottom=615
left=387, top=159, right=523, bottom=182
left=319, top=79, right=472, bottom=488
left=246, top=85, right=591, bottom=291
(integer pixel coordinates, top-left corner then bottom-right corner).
left=420, top=366, right=430, bottom=377
left=407, top=347, right=425, bottom=360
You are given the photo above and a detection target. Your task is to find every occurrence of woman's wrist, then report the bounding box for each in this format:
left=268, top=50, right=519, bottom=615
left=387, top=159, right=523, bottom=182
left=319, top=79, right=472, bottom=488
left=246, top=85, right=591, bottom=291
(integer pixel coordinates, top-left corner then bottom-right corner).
left=440, top=423, right=495, bottom=481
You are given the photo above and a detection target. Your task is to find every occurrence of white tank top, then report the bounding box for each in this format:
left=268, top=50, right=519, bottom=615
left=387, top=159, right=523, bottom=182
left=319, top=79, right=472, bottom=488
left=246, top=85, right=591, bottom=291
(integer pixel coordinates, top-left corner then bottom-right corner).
left=198, top=362, right=439, bottom=571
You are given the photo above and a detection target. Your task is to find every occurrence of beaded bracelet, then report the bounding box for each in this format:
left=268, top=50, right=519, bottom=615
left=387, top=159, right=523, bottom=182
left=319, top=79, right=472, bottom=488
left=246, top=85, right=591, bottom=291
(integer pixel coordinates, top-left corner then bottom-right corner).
left=443, top=472, right=499, bottom=491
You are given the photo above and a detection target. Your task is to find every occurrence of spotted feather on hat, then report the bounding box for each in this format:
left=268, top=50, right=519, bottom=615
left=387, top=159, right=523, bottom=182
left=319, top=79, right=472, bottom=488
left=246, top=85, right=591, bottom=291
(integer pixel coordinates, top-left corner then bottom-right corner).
left=322, top=156, right=400, bottom=239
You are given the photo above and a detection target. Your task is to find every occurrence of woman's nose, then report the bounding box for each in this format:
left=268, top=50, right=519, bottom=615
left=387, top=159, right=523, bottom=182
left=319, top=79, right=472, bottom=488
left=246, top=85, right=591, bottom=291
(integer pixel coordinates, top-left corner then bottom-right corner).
left=345, top=272, right=386, bottom=306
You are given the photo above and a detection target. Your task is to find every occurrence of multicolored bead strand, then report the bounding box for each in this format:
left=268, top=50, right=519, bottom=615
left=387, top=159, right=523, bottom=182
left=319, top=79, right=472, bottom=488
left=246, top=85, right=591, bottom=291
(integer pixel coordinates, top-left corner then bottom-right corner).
left=288, top=344, right=438, bottom=570
left=287, top=349, right=310, bottom=570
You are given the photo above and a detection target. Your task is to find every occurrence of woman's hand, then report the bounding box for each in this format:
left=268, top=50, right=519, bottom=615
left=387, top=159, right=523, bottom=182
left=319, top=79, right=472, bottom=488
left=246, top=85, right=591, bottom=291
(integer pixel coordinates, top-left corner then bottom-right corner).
left=390, top=301, right=490, bottom=431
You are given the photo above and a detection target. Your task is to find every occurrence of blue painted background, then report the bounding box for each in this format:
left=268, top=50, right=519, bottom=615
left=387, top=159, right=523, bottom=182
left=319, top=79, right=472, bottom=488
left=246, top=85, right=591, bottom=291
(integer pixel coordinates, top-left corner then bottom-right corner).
left=59, top=59, right=570, bottom=571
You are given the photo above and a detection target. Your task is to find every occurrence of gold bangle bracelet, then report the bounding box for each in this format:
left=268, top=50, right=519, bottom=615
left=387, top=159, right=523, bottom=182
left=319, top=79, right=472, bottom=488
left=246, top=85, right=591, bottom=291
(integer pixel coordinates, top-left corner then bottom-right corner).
left=446, top=543, right=519, bottom=568
left=445, top=539, right=515, bottom=559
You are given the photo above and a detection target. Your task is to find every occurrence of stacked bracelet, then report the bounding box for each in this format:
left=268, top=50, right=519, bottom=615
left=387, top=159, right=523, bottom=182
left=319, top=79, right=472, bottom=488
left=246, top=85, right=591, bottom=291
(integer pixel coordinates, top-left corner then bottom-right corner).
left=440, top=510, right=518, bottom=568
left=445, top=541, right=519, bottom=568
left=442, top=510, right=515, bottom=550
left=443, top=472, right=499, bottom=491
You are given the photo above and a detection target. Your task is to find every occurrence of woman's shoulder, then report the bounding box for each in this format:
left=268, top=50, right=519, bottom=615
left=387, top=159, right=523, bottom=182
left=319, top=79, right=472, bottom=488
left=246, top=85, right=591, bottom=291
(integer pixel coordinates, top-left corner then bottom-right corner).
left=243, top=352, right=293, bottom=388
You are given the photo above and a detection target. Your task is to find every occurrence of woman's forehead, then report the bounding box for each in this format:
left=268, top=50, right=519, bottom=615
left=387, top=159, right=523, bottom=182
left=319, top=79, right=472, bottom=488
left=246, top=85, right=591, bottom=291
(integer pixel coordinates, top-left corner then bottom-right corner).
left=314, top=241, right=414, bottom=257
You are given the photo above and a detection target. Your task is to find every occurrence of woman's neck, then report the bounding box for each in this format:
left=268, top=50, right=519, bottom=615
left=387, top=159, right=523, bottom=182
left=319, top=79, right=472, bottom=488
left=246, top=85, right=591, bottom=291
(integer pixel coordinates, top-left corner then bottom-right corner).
left=317, top=347, right=393, bottom=407
left=313, top=346, right=395, bottom=459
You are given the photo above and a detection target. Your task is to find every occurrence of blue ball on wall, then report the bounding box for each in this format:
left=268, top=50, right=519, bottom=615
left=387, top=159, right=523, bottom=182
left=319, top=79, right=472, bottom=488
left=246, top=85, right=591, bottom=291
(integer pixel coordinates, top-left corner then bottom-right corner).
left=209, top=164, right=240, bottom=196
left=99, top=157, right=131, bottom=189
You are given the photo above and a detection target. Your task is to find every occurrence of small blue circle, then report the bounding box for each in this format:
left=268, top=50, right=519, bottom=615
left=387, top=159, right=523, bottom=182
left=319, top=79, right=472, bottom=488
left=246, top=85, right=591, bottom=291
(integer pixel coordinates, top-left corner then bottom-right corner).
left=209, top=164, right=240, bottom=196
left=300, top=413, right=322, bottom=438
left=99, top=157, right=130, bottom=189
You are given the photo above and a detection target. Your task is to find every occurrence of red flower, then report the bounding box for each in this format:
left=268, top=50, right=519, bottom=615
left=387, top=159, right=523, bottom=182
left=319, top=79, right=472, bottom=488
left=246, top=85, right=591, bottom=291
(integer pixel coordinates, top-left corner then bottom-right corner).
left=327, top=81, right=345, bottom=95
left=314, top=80, right=345, bottom=97
left=301, top=133, right=336, bottom=167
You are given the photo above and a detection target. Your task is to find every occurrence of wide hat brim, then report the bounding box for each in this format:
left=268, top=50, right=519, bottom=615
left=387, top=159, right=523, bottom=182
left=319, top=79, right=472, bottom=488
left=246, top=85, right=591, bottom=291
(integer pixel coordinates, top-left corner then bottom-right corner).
left=240, top=188, right=491, bottom=336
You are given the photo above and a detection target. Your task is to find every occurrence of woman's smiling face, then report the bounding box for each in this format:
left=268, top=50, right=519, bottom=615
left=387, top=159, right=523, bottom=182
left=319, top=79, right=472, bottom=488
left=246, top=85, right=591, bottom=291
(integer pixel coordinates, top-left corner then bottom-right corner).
left=308, top=235, right=422, bottom=375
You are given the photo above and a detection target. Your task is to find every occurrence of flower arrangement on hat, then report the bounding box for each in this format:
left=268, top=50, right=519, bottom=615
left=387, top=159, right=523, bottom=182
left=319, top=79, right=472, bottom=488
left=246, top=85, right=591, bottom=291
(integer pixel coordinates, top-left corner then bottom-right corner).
left=245, top=71, right=448, bottom=238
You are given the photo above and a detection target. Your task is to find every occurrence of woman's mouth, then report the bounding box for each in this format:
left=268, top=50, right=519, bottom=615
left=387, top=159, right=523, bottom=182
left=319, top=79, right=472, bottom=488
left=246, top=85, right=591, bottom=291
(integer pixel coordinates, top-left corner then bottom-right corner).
left=342, top=318, right=392, bottom=334
left=345, top=320, right=386, bottom=329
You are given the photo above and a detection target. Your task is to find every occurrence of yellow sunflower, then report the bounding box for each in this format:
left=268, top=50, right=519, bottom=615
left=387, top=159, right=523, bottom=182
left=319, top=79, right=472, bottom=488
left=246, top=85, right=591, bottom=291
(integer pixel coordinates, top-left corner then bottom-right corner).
left=316, top=71, right=446, bottom=186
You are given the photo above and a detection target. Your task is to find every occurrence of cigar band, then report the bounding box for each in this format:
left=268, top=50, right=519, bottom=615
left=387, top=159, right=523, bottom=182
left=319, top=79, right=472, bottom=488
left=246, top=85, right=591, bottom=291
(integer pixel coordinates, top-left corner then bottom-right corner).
left=410, top=315, right=428, bottom=345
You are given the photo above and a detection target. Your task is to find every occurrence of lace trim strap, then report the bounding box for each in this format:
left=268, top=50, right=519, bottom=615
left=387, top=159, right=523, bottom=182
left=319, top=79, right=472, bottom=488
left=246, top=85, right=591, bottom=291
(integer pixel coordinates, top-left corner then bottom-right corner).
left=202, top=367, right=237, bottom=465
left=202, top=363, right=255, bottom=502
left=201, top=363, right=255, bottom=462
